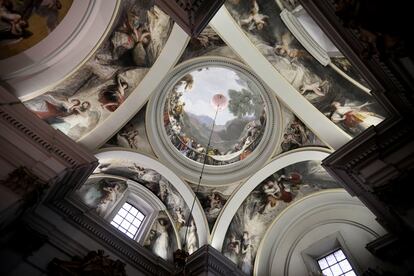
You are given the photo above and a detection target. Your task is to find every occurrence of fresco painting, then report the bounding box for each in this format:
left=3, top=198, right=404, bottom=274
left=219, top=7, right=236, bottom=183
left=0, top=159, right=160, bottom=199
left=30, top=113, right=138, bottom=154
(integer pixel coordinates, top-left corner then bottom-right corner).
left=24, top=0, right=173, bottom=141
left=179, top=25, right=242, bottom=62
left=164, top=66, right=267, bottom=166
left=94, top=159, right=199, bottom=254
left=144, top=211, right=178, bottom=261
left=279, top=109, right=326, bottom=153
left=190, top=184, right=240, bottom=231
left=0, top=0, right=73, bottom=59
left=222, top=160, right=340, bottom=275
left=76, top=177, right=128, bottom=217
left=225, top=0, right=386, bottom=136
left=104, top=104, right=155, bottom=156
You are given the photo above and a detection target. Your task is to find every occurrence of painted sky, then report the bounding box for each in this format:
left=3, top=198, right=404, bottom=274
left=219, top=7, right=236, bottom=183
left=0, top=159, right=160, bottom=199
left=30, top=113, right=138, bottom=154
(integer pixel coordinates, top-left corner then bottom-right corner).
left=179, top=67, right=251, bottom=125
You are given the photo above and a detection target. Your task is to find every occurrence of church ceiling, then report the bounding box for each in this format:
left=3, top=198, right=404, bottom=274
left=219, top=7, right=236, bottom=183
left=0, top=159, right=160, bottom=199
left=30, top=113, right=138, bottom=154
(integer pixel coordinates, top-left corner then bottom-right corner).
left=3, top=0, right=389, bottom=274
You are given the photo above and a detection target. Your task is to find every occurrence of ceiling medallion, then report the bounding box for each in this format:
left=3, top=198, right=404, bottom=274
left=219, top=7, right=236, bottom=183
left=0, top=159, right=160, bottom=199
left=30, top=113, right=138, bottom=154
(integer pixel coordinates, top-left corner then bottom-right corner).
left=147, top=57, right=282, bottom=185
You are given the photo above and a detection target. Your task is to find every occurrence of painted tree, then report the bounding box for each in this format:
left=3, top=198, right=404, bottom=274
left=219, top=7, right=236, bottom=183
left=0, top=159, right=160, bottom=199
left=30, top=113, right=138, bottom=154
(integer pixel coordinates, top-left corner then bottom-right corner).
left=228, top=89, right=263, bottom=118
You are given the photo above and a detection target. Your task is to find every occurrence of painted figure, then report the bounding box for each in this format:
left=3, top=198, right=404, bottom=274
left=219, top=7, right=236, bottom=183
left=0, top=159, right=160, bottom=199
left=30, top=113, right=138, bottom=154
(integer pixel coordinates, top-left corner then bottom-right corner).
left=329, top=101, right=383, bottom=132
left=152, top=218, right=169, bottom=260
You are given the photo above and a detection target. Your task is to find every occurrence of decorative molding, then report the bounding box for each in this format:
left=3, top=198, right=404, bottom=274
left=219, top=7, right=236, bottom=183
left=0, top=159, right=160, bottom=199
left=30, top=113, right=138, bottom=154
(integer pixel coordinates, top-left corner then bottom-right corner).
left=280, top=9, right=331, bottom=66
left=0, top=88, right=97, bottom=228
left=48, top=249, right=127, bottom=276
left=155, top=0, right=225, bottom=37
left=183, top=245, right=245, bottom=276
left=47, top=198, right=175, bottom=275
left=1, top=0, right=121, bottom=100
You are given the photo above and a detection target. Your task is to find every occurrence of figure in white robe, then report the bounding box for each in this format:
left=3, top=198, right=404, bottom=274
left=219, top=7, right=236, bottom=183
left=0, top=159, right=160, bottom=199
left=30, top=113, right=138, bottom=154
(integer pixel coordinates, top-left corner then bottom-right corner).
left=153, top=219, right=169, bottom=260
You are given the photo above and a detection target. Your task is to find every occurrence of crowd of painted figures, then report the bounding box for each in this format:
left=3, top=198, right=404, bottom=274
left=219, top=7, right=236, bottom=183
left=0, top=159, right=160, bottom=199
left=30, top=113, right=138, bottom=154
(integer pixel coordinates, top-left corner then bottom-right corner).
left=226, top=0, right=385, bottom=136
left=164, top=74, right=266, bottom=165
left=280, top=116, right=318, bottom=152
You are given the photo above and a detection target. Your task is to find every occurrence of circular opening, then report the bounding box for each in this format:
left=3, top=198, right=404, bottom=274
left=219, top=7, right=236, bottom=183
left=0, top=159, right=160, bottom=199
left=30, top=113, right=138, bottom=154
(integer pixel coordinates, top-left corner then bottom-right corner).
left=163, top=66, right=267, bottom=166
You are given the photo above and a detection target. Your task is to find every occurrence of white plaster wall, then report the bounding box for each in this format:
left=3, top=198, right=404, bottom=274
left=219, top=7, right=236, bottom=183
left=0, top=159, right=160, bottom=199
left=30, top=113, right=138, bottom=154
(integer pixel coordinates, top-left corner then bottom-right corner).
left=255, top=190, right=389, bottom=276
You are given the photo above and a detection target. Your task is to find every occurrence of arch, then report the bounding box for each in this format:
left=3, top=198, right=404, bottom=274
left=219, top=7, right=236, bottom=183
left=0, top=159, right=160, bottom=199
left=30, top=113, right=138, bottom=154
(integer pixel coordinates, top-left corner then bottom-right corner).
left=2, top=0, right=121, bottom=99
left=211, top=148, right=331, bottom=250
left=78, top=24, right=189, bottom=149
left=94, top=149, right=209, bottom=246
left=254, top=189, right=386, bottom=276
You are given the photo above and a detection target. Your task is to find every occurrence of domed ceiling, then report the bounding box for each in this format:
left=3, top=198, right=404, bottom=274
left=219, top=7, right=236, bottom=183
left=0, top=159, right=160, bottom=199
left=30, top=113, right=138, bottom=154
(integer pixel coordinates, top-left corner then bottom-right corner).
left=3, top=0, right=389, bottom=274
left=164, top=66, right=266, bottom=166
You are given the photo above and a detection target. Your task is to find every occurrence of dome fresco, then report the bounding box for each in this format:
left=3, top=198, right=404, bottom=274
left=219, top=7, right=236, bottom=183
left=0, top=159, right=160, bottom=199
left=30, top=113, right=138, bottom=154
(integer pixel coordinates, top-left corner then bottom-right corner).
left=164, top=66, right=267, bottom=166
left=9, top=0, right=392, bottom=273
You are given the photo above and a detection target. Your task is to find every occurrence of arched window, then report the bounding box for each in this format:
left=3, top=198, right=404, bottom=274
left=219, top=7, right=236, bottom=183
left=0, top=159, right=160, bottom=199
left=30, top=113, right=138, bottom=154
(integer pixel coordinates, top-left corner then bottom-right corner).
left=110, top=202, right=146, bottom=239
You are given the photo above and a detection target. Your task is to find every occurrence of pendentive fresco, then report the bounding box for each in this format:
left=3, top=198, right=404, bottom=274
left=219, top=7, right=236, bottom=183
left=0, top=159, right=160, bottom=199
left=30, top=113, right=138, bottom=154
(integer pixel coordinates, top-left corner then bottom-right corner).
left=93, top=158, right=199, bottom=255
left=222, top=160, right=340, bottom=275
left=24, top=0, right=173, bottom=141
left=225, top=0, right=386, bottom=136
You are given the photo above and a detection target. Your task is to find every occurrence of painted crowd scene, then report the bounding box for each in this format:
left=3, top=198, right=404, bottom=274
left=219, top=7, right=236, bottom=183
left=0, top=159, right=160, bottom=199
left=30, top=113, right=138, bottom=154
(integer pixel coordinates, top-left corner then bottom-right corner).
left=222, top=160, right=340, bottom=274
left=225, top=0, right=387, bottom=136
left=191, top=184, right=240, bottom=231
left=164, top=66, right=267, bottom=166
left=279, top=110, right=326, bottom=153
left=24, top=0, right=173, bottom=141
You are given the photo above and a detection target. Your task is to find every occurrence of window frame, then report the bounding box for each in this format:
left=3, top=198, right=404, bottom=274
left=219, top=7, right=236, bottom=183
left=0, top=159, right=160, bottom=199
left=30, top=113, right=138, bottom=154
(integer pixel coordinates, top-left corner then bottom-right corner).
left=105, top=180, right=164, bottom=245
left=316, top=247, right=357, bottom=276
left=110, top=201, right=146, bottom=240
left=301, top=231, right=361, bottom=276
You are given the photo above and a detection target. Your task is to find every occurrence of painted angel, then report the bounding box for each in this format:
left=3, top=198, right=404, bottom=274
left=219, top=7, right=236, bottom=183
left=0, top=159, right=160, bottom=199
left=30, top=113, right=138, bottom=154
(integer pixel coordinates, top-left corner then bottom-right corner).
left=274, top=32, right=309, bottom=61
left=300, top=80, right=328, bottom=97
left=240, top=0, right=269, bottom=31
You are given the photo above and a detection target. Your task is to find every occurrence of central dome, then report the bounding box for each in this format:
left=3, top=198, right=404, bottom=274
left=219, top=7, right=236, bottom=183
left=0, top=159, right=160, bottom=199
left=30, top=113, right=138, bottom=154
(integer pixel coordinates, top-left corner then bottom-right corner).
left=147, top=57, right=281, bottom=185
left=164, top=66, right=267, bottom=166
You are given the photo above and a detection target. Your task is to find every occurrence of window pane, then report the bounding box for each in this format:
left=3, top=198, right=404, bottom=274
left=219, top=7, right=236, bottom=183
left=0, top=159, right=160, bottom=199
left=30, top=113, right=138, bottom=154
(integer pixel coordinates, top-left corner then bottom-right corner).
left=339, top=260, right=352, bottom=272
left=129, top=207, right=138, bottom=216
left=118, top=208, right=127, bottom=217
left=137, top=212, right=145, bottom=221
left=125, top=213, right=134, bottom=223
left=318, top=258, right=329, bottom=269
left=121, top=220, right=130, bottom=229
left=128, top=225, right=138, bottom=234
left=317, top=248, right=357, bottom=276
left=110, top=202, right=145, bottom=240
left=326, top=254, right=336, bottom=265
left=334, top=249, right=346, bottom=261
left=322, top=268, right=333, bottom=276
left=113, top=215, right=123, bottom=224
left=330, top=264, right=342, bottom=276
left=123, top=202, right=132, bottom=211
